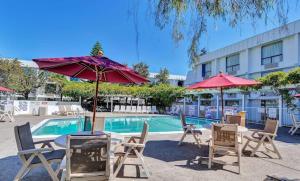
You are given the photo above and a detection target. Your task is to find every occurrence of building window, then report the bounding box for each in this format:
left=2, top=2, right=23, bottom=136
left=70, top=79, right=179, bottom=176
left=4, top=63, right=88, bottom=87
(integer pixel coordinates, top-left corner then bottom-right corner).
left=261, top=41, right=282, bottom=65
left=226, top=54, right=239, bottom=73
left=202, top=62, right=211, bottom=78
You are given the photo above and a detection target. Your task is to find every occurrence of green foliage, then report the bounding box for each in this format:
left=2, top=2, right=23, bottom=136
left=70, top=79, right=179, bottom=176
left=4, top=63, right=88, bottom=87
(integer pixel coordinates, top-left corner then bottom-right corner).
left=49, top=73, right=68, bottom=100
left=132, top=62, right=149, bottom=78
left=258, top=71, right=288, bottom=89
left=90, top=41, right=104, bottom=56
left=149, top=0, right=289, bottom=67
left=155, top=68, right=169, bottom=84
left=62, top=82, right=185, bottom=109
left=286, top=67, right=300, bottom=84
left=0, top=58, right=47, bottom=99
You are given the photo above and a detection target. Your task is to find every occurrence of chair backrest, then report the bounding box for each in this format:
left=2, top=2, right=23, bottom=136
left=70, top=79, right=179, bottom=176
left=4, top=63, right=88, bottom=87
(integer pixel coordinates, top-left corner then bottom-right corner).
left=138, top=122, right=149, bottom=153
left=83, top=116, right=92, bottom=131
left=152, top=106, right=157, bottom=111
left=65, top=105, right=72, bottom=112
left=226, top=115, right=242, bottom=125
left=137, top=106, right=142, bottom=112
left=290, top=113, right=298, bottom=126
left=14, top=122, right=35, bottom=160
left=211, top=124, right=238, bottom=149
left=125, top=106, right=131, bottom=112
left=180, top=113, right=187, bottom=127
left=66, top=134, right=111, bottom=180
left=264, top=119, right=279, bottom=137
left=94, top=117, right=105, bottom=131
left=147, top=106, right=151, bottom=112
left=59, top=105, right=66, bottom=112
left=131, top=106, right=137, bottom=112
left=120, top=105, right=126, bottom=111
left=114, top=105, right=120, bottom=112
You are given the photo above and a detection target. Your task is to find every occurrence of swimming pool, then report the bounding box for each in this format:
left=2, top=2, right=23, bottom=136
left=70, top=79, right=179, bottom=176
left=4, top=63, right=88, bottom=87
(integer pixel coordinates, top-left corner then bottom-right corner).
left=32, top=116, right=217, bottom=137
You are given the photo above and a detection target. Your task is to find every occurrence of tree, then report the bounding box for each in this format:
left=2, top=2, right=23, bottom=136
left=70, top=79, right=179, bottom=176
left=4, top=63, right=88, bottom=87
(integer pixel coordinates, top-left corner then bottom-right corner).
left=148, top=0, right=290, bottom=67
left=133, top=62, right=149, bottom=78
left=49, top=73, right=68, bottom=101
left=155, top=68, right=169, bottom=84
left=16, top=67, right=47, bottom=100
left=90, top=41, right=104, bottom=56
left=0, top=59, right=47, bottom=99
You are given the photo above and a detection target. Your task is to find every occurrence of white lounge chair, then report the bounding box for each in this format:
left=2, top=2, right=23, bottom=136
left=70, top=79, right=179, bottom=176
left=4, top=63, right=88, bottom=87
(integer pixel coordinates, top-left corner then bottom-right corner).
left=289, top=113, right=300, bottom=135
left=142, top=106, right=148, bottom=113
left=151, top=106, right=158, bottom=114
left=125, top=106, right=131, bottom=113
left=114, top=105, right=120, bottom=112
left=166, top=107, right=175, bottom=114
left=131, top=106, right=137, bottom=113
left=146, top=106, right=151, bottom=114
left=0, top=104, right=15, bottom=122
left=120, top=105, right=126, bottom=113
left=137, top=106, right=142, bottom=113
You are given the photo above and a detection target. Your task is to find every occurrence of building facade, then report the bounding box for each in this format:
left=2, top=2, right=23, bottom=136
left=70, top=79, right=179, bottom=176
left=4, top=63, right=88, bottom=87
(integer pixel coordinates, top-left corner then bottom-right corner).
left=185, top=20, right=300, bottom=85
left=183, top=20, right=300, bottom=126
left=149, top=72, right=186, bottom=86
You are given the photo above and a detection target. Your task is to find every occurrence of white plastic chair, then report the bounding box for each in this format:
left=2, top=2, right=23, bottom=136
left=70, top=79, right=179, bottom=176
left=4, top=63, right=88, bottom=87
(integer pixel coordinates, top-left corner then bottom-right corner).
left=142, top=106, right=147, bottom=113
left=120, top=105, right=126, bottom=113
left=131, top=106, right=137, bottom=113
left=151, top=106, right=158, bottom=114
left=114, top=105, right=120, bottom=112
left=146, top=106, right=151, bottom=114
left=137, top=106, right=142, bottom=113
left=125, top=106, right=131, bottom=113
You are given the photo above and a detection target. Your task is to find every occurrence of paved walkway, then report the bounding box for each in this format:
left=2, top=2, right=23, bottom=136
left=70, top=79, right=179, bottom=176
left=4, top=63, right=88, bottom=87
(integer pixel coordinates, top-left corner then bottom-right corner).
left=0, top=115, right=300, bottom=181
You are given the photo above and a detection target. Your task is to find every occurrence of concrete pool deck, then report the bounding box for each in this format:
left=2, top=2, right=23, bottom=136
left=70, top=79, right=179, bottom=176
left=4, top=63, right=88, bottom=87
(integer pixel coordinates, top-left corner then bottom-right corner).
left=0, top=114, right=300, bottom=180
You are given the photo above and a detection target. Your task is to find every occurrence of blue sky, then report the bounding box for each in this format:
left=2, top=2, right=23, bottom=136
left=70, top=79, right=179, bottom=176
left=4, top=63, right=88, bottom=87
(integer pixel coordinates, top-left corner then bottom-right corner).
left=0, top=0, right=300, bottom=75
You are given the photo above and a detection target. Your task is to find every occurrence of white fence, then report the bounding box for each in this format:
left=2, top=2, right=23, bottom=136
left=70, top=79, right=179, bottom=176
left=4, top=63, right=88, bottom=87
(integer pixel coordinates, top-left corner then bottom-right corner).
left=0, top=100, right=81, bottom=116
left=172, top=104, right=296, bottom=127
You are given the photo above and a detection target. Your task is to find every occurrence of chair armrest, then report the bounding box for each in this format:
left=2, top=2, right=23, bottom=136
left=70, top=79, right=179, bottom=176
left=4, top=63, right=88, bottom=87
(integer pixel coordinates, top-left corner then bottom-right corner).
left=18, top=148, right=54, bottom=155
left=122, top=143, right=145, bottom=148
left=184, top=125, right=196, bottom=129
left=257, top=132, right=276, bottom=137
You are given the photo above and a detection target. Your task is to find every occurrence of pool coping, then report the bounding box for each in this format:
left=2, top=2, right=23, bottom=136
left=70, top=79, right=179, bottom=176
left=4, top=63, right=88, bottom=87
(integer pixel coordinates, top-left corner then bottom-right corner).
left=31, top=116, right=211, bottom=139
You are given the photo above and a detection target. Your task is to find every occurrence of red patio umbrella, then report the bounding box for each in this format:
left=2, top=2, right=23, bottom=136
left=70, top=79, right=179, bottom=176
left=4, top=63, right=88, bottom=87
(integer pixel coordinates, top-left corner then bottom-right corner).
left=33, top=56, right=148, bottom=133
left=188, top=72, right=260, bottom=122
left=0, top=86, right=13, bottom=92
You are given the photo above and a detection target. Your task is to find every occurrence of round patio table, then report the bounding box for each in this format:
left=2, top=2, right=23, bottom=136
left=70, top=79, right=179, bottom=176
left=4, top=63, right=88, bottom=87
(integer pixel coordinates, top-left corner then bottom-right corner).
left=54, top=131, right=124, bottom=149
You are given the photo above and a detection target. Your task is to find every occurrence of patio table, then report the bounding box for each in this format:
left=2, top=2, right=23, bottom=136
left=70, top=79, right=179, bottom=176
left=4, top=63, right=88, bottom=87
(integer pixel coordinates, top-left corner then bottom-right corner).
left=54, top=131, right=124, bottom=179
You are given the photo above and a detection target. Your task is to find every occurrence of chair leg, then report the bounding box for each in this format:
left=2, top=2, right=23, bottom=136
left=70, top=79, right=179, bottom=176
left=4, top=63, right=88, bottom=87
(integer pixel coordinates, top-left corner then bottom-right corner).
left=14, top=155, right=36, bottom=181
left=288, top=126, right=294, bottom=134
left=113, top=148, right=131, bottom=177
left=178, top=130, right=188, bottom=146
left=242, top=139, right=250, bottom=152
left=191, top=130, right=201, bottom=148
left=291, top=126, right=299, bottom=135
left=208, top=147, right=213, bottom=169
left=134, top=149, right=150, bottom=177
left=269, top=140, right=282, bottom=159
left=250, top=140, right=263, bottom=157
left=238, top=150, right=241, bottom=174
left=37, top=154, right=59, bottom=181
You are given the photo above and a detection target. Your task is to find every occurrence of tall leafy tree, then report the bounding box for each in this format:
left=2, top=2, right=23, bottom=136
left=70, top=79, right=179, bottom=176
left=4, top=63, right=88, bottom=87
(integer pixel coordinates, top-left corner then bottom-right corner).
left=90, top=41, right=104, bottom=56
left=133, top=62, right=149, bottom=78
left=155, top=68, right=169, bottom=84
left=148, top=0, right=290, bottom=67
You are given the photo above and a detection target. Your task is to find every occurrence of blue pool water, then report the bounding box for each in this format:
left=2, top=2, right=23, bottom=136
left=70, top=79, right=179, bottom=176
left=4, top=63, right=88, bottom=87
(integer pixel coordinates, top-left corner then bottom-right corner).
left=32, top=116, right=217, bottom=137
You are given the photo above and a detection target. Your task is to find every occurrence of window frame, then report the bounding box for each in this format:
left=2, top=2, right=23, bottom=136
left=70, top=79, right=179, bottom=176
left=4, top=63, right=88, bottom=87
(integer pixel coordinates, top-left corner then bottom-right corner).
left=261, top=41, right=283, bottom=65
left=203, top=62, right=212, bottom=78
left=226, top=54, right=240, bottom=73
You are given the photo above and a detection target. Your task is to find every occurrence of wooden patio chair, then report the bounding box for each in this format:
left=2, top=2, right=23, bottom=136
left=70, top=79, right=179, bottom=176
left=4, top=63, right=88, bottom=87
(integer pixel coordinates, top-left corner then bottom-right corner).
left=113, top=122, right=150, bottom=178
left=208, top=123, right=241, bottom=174
left=178, top=114, right=202, bottom=148
left=226, top=115, right=243, bottom=143
left=14, top=122, right=65, bottom=181
left=61, top=134, right=111, bottom=181
left=242, top=119, right=281, bottom=159
left=83, top=116, right=105, bottom=131
left=288, top=113, right=300, bottom=135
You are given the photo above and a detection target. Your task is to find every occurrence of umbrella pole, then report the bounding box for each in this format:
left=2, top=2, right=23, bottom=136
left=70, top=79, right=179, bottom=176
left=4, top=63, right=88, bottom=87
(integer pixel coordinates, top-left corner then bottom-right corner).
left=91, top=69, right=100, bottom=134
left=220, top=87, right=224, bottom=123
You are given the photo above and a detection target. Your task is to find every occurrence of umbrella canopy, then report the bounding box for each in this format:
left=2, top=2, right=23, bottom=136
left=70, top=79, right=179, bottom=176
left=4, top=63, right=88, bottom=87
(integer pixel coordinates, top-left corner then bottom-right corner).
left=188, top=73, right=259, bottom=89
left=0, top=86, right=13, bottom=92
left=33, top=56, right=149, bottom=133
left=295, top=94, right=300, bottom=98
left=188, top=73, right=260, bottom=122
